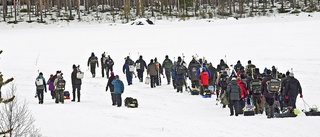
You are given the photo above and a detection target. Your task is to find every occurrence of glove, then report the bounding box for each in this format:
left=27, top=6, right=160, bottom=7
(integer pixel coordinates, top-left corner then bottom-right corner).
left=300, top=94, right=303, bottom=98
left=285, top=96, right=289, bottom=100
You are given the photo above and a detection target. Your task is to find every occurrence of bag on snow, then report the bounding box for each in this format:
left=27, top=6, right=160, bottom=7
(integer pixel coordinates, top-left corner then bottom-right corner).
left=243, top=104, right=255, bottom=116
left=187, top=86, right=199, bottom=95
left=64, top=91, right=70, bottom=99
left=124, top=97, right=138, bottom=108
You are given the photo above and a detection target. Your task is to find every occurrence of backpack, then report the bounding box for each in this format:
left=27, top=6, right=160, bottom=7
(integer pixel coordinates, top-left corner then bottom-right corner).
left=163, top=59, right=173, bottom=69
left=250, top=80, right=261, bottom=94
left=56, top=78, right=66, bottom=90
left=124, top=97, right=138, bottom=108
left=267, top=79, right=281, bottom=93
left=176, top=64, right=187, bottom=75
left=36, top=78, right=44, bottom=86
left=136, top=62, right=141, bottom=70
left=90, top=57, right=98, bottom=64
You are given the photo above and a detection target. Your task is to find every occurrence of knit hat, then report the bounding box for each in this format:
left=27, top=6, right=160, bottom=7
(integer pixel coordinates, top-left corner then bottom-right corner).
left=231, top=77, right=237, bottom=81
left=110, top=72, right=114, bottom=76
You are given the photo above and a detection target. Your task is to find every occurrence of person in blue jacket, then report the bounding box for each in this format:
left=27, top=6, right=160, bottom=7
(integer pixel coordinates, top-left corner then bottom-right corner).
left=123, top=56, right=135, bottom=85
left=112, top=75, right=124, bottom=107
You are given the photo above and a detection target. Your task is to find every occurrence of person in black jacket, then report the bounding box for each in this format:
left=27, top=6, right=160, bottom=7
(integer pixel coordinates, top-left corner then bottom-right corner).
left=87, top=52, right=99, bottom=78
left=226, top=77, right=241, bottom=116
left=285, top=72, right=303, bottom=113
left=71, top=64, right=82, bottom=102
left=135, top=55, right=147, bottom=82
left=106, top=72, right=116, bottom=106
left=261, top=69, right=275, bottom=118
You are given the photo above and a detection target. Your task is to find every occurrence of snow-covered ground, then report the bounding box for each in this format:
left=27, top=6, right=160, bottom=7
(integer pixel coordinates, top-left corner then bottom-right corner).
left=1, top=12, right=320, bottom=137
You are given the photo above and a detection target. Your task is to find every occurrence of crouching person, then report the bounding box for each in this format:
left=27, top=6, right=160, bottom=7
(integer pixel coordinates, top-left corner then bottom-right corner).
left=226, top=77, right=241, bottom=116
left=112, top=75, right=124, bottom=107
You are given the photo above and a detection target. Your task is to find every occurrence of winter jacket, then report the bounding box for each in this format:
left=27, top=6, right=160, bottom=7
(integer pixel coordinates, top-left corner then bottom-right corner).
left=162, top=58, right=173, bottom=71
left=87, top=55, right=99, bottom=67
left=47, top=77, right=55, bottom=91
left=123, top=58, right=134, bottom=74
left=285, top=77, right=302, bottom=97
left=135, top=59, right=147, bottom=71
left=147, top=62, right=157, bottom=76
left=71, top=68, right=82, bottom=85
left=106, top=75, right=115, bottom=92
left=112, top=79, right=124, bottom=94
left=237, top=79, right=248, bottom=99
left=174, top=61, right=188, bottom=79
left=227, top=80, right=241, bottom=101
left=200, top=71, right=209, bottom=86
left=188, top=63, right=201, bottom=81
left=197, top=66, right=212, bottom=78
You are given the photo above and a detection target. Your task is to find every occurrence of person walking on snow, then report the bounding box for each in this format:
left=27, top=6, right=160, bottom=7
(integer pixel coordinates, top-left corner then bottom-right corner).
left=87, top=52, right=99, bottom=78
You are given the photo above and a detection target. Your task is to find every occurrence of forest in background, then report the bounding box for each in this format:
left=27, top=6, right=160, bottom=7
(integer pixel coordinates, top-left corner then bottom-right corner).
left=1, top=0, right=319, bottom=24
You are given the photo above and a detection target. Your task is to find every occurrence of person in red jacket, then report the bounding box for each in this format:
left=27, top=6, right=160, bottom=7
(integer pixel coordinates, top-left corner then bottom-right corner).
left=200, top=68, right=209, bottom=94
left=237, top=77, right=249, bottom=113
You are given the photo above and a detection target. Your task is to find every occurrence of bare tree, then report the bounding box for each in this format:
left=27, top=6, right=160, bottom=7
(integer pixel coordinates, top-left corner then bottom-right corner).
left=0, top=84, right=42, bottom=137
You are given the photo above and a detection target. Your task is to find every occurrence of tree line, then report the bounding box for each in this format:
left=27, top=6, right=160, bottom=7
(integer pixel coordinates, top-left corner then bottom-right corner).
left=1, top=0, right=319, bottom=23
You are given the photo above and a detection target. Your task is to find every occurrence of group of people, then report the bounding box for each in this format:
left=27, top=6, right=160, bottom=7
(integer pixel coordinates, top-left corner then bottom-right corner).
left=114, top=53, right=303, bottom=119
left=35, top=52, right=303, bottom=115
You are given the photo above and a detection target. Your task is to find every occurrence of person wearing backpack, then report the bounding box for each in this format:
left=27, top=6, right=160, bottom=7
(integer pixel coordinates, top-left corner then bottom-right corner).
left=101, top=53, right=108, bottom=78
left=87, top=52, right=99, bottom=78
left=71, top=64, right=82, bottom=102
left=112, top=75, right=124, bottom=107
left=245, top=60, right=256, bottom=76
left=35, top=72, right=47, bottom=104
left=105, top=55, right=114, bottom=79
left=106, top=72, right=116, bottom=106
left=285, top=72, right=303, bottom=113
left=123, top=56, right=135, bottom=85
left=162, top=55, right=173, bottom=85
left=147, top=59, right=157, bottom=88
left=226, top=77, right=241, bottom=116
left=154, top=57, right=164, bottom=86
left=174, top=56, right=188, bottom=93
left=188, top=58, right=201, bottom=89
left=261, top=69, right=276, bottom=118
left=54, top=73, right=65, bottom=104
left=250, top=74, right=264, bottom=114
left=135, top=55, right=147, bottom=82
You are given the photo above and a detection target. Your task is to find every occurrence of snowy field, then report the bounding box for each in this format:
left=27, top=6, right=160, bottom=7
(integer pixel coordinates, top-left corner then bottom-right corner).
left=1, top=13, right=320, bottom=137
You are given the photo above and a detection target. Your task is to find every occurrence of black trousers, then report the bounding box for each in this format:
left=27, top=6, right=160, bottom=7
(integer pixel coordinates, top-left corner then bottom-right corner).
left=37, top=89, right=44, bottom=103
left=137, top=70, right=144, bottom=82
left=228, top=100, right=240, bottom=115
left=72, top=85, right=81, bottom=101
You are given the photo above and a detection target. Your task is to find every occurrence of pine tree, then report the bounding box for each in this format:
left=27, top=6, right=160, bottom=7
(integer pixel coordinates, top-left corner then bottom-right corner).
left=0, top=50, right=15, bottom=104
